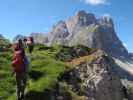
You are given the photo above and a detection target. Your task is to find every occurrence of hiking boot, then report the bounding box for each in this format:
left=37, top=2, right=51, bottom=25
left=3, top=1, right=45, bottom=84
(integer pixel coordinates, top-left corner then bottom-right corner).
left=21, top=94, right=24, bottom=100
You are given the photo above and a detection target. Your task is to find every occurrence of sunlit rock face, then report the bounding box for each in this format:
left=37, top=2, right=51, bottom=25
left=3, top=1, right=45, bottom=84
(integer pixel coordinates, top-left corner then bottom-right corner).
left=45, top=10, right=128, bottom=58
left=66, top=10, right=96, bottom=34
left=55, top=49, right=125, bottom=100
left=47, top=21, right=69, bottom=46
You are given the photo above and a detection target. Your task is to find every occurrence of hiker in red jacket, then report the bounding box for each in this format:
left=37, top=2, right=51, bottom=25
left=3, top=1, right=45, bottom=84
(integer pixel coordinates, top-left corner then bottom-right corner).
left=12, top=42, right=27, bottom=100
left=26, top=36, right=34, bottom=54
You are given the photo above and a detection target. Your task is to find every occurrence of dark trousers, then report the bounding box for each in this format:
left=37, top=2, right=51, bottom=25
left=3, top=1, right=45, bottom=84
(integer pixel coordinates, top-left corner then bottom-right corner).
left=16, top=73, right=27, bottom=100
left=28, top=45, right=34, bottom=54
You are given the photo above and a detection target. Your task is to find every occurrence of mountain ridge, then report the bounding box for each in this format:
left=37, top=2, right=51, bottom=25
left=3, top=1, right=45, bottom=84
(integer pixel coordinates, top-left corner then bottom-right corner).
left=31, top=10, right=129, bottom=59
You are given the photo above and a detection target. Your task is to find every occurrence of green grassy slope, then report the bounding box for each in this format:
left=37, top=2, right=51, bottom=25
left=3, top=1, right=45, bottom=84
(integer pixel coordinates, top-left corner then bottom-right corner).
left=0, top=44, right=97, bottom=100
left=0, top=45, right=68, bottom=100
left=0, top=50, right=15, bottom=100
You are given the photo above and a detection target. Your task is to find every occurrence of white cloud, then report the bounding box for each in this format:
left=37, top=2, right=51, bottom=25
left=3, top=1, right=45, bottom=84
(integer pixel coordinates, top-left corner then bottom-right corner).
left=80, top=0, right=109, bottom=5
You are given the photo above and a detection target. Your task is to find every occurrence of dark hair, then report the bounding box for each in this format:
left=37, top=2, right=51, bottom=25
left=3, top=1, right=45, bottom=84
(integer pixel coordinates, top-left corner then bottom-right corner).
left=18, top=39, right=23, bottom=48
left=12, top=43, right=20, bottom=51
left=23, top=38, right=27, bottom=42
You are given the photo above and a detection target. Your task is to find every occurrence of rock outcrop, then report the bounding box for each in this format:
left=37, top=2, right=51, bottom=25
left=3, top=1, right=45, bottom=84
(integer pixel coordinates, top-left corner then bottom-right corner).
left=55, top=48, right=126, bottom=100
left=76, top=51, right=124, bottom=100
left=129, top=53, right=133, bottom=60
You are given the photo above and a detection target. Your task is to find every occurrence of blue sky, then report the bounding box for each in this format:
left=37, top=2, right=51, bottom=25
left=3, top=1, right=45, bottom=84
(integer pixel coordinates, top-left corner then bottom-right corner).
left=0, top=0, right=133, bottom=52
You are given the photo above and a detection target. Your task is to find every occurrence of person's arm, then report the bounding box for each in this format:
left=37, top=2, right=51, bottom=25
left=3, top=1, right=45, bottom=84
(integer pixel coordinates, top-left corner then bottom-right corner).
left=11, top=55, right=17, bottom=75
left=12, top=58, right=18, bottom=66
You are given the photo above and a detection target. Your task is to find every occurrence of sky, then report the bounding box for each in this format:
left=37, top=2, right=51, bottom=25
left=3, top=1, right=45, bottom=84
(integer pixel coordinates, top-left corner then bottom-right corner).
left=0, top=0, right=133, bottom=52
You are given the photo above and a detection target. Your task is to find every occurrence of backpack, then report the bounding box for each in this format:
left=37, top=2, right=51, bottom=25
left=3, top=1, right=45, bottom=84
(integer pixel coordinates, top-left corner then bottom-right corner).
left=24, top=56, right=29, bottom=66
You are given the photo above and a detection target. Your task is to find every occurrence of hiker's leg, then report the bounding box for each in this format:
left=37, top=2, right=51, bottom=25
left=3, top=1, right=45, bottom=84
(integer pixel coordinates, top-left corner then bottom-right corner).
left=21, top=73, right=27, bottom=99
left=28, top=45, right=31, bottom=54
left=29, top=45, right=34, bottom=54
left=29, top=46, right=32, bottom=54
left=16, top=74, right=21, bottom=100
left=27, top=46, right=29, bottom=53
left=31, top=45, right=34, bottom=53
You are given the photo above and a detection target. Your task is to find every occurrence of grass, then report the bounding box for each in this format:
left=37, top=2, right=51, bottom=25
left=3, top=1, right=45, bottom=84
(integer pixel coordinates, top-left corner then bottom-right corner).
left=0, top=44, right=95, bottom=100
left=0, top=51, right=15, bottom=100
left=57, top=82, right=86, bottom=100
left=0, top=45, right=67, bottom=100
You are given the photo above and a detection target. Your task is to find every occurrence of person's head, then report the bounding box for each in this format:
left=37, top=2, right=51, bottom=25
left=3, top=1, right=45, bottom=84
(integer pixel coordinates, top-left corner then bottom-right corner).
left=12, top=43, right=20, bottom=51
left=28, top=36, right=33, bottom=41
left=18, top=39, right=23, bottom=45
left=18, top=39, right=25, bottom=49
left=23, top=38, right=27, bottom=42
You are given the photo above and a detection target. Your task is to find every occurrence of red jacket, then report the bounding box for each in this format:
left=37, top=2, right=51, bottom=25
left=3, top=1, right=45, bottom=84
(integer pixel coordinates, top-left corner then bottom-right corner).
left=12, top=48, right=25, bottom=74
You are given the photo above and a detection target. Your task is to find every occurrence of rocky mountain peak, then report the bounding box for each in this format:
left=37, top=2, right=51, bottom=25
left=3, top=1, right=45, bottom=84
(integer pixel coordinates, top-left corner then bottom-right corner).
left=54, top=20, right=66, bottom=27
left=66, top=11, right=96, bottom=34
left=51, top=20, right=69, bottom=38
left=44, top=10, right=129, bottom=58
left=0, top=34, right=4, bottom=38
left=75, top=10, right=96, bottom=23
left=52, top=20, right=68, bottom=33
left=98, top=15, right=114, bottom=28
left=47, top=20, right=69, bottom=45
left=75, top=10, right=88, bottom=17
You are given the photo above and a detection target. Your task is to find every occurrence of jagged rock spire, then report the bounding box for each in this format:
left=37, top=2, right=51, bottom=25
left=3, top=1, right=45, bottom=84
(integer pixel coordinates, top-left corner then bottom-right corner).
left=98, top=15, right=114, bottom=28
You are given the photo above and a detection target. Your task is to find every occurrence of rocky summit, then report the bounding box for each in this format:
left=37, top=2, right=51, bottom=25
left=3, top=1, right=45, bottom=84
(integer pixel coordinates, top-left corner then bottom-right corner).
left=44, top=10, right=128, bottom=59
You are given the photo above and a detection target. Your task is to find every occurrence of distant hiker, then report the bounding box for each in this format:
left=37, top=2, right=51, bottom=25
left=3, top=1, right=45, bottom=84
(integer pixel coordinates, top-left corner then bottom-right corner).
left=23, top=38, right=28, bottom=48
left=26, top=37, right=34, bottom=54
left=18, top=39, right=24, bottom=48
left=12, top=42, right=28, bottom=100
